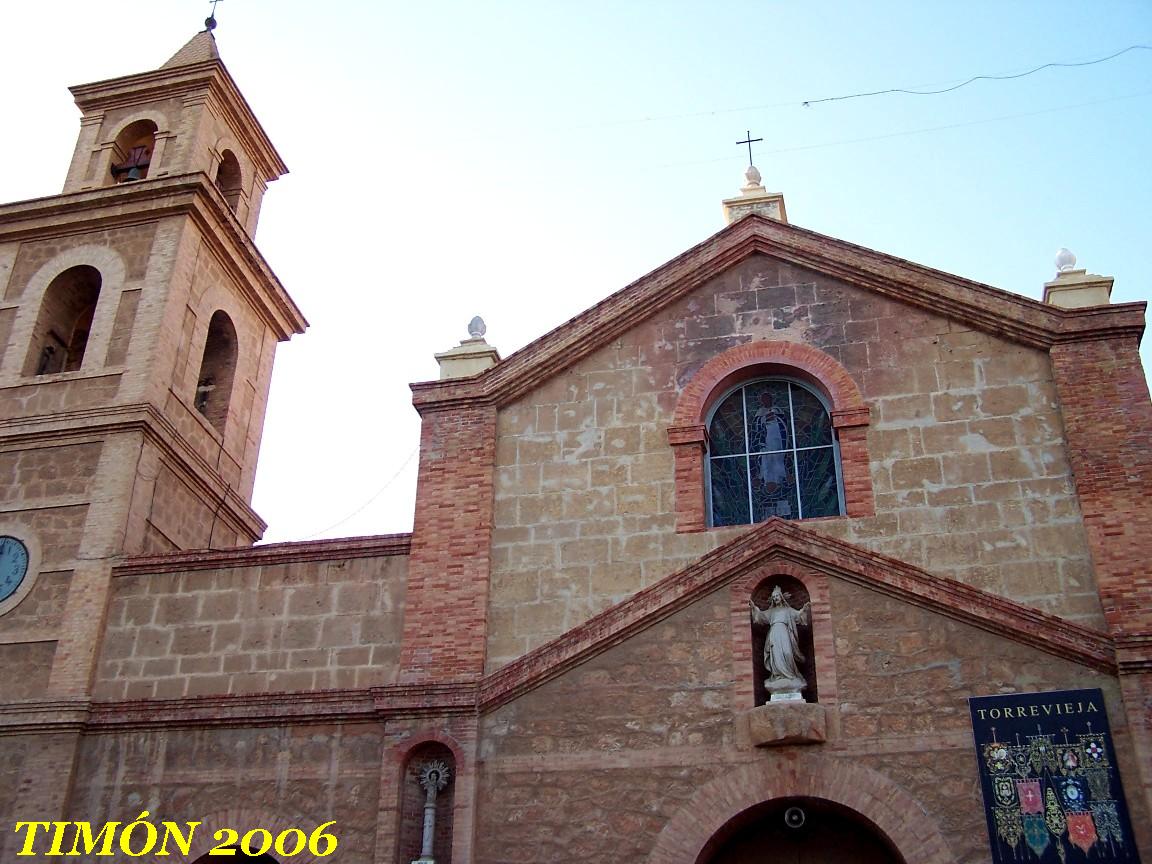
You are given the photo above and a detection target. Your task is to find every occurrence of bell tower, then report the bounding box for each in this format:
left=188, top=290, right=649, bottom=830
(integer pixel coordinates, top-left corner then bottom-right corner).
left=0, top=24, right=306, bottom=707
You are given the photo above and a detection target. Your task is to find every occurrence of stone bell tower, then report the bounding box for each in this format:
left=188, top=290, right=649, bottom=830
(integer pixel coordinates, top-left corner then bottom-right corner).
left=0, top=24, right=306, bottom=712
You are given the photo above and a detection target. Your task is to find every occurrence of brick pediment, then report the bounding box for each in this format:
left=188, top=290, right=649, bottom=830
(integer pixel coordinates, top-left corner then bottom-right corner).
left=479, top=517, right=1115, bottom=710
left=412, top=214, right=1145, bottom=411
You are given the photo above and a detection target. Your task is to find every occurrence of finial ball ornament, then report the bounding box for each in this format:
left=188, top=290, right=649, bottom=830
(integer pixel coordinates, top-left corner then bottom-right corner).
left=468, top=316, right=486, bottom=339
left=1055, top=248, right=1077, bottom=273
left=744, top=165, right=762, bottom=186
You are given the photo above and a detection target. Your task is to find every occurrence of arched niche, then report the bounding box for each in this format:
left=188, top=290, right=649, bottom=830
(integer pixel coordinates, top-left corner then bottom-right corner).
left=698, top=796, right=905, bottom=864
left=23, top=265, right=102, bottom=375
left=195, top=310, right=239, bottom=433
left=749, top=575, right=816, bottom=705
left=109, top=119, right=158, bottom=183
left=399, top=741, right=456, bottom=864
left=216, top=149, right=243, bottom=211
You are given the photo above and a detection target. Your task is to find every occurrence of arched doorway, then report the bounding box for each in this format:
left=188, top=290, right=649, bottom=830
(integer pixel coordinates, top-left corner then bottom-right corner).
left=699, top=797, right=904, bottom=864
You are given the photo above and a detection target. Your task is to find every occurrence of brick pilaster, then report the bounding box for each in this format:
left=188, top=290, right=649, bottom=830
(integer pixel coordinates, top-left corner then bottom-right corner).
left=1050, top=336, right=1152, bottom=815
left=399, top=402, right=497, bottom=683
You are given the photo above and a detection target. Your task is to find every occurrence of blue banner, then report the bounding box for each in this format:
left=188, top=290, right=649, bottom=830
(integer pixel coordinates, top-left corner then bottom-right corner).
left=969, top=688, right=1141, bottom=862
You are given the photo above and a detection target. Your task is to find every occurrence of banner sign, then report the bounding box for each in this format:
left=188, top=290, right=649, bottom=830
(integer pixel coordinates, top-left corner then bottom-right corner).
left=969, top=688, right=1141, bottom=862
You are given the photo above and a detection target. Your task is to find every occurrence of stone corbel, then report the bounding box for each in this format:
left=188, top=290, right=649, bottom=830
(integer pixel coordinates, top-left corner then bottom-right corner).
left=745, top=701, right=827, bottom=747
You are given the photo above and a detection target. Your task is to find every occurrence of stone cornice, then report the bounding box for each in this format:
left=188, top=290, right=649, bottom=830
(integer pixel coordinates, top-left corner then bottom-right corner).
left=0, top=401, right=267, bottom=539
left=0, top=699, right=90, bottom=733
left=116, top=533, right=412, bottom=575
left=0, top=684, right=473, bottom=734
left=0, top=175, right=307, bottom=339
left=1115, top=634, right=1152, bottom=673
left=410, top=215, right=1144, bottom=412
left=478, top=518, right=1117, bottom=711
left=69, top=59, right=287, bottom=181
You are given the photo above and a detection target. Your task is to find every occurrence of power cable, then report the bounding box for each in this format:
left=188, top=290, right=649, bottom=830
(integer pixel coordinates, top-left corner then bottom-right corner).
left=801, top=44, right=1152, bottom=107
left=556, top=45, right=1151, bottom=131
left=658, top=88, right=1152, bottom=168
left=298, top=446, right=418, bottom=540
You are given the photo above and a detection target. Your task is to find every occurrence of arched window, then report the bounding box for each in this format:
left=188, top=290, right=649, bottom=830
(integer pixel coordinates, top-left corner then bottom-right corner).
left=707, top=379, right=843, bottom=526
left=109, top=119, right=158, bottom=183
left=215, top=150, right=243, bottom=211
left=24, top=265, right=102, bottom=375
left=195, top=310, right=238, bottom=433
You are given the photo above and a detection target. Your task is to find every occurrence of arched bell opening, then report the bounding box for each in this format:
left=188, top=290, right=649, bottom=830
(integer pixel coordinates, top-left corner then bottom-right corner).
left=23, top=264, right=102, bottom=375
left=109, top=119, right=158, bottom=183
left=698, top=796, right=905, bottom=864
left=195, top=310, right=239, bottom=433
left=215, top=149, right=243, bottom=211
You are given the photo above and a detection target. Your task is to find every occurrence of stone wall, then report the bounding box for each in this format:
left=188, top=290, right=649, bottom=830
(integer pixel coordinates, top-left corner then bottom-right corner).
left=68, top=721, right=382, bottom=861
left=476, top=575, right=1148, bottom=862
left=94, top=546, right=409, bottom=700
left=0, top=641, right=56, bottom=700
left=489, top=254, right=1100, bottom=669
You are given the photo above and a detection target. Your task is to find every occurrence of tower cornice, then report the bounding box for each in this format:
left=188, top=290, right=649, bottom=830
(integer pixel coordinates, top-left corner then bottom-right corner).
left=69, top=59, right=288, bottom=182
left=0, top=401, right=267, bottom=542
left=0, top=174, right=307, bottom=340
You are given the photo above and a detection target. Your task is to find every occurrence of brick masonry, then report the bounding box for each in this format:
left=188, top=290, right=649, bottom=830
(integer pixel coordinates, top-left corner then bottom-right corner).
left=1050, top=335, right=1152, bottom=819
left=399, top=403, right=498, bottom=683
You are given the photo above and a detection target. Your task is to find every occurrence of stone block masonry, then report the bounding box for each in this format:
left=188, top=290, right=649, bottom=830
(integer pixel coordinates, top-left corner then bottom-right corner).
left=94, top=539, right=410, bottom=699
left=488, top=254, right=1102, bottom=670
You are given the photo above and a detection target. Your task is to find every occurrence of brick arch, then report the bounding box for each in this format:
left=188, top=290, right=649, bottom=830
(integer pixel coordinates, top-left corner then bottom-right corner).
left=394, top=730, right=468, bottom=768
left=673, top=339, right=868, bottom=429
left=377, top=728, right=477, bottom=864
left=186, top=806, right=328, bottom=862
left=3, top=245, right=128, bottom=379
left=667, top=340, right=873, bottom=531
left=647, top=754, right=955, bottom=864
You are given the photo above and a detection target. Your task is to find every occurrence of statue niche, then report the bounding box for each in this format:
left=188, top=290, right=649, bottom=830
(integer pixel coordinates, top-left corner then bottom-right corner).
left=749, top=577, right=816, bottom=705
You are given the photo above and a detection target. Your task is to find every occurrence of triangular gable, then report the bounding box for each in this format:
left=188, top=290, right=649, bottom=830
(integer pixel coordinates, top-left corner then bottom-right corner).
left=413, top=214, right=1144, bottom=410
left=478, top=517, right=1115, bottom=711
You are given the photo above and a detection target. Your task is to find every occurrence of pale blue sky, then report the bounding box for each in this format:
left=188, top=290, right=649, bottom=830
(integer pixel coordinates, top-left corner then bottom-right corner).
left=2, top=2, right=1149, bottom=541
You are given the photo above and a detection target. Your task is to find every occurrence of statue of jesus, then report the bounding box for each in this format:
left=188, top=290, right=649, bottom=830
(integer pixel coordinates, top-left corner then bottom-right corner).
left=749, top=586, right=811, bottom=701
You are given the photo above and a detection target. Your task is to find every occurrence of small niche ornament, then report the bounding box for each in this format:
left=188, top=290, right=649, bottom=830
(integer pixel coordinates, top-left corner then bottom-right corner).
left=412, top=760, right=452, bottom=864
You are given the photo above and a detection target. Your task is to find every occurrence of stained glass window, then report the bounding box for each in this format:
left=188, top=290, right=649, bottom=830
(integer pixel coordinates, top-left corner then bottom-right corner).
left=707, top=379, right=843, bottom=526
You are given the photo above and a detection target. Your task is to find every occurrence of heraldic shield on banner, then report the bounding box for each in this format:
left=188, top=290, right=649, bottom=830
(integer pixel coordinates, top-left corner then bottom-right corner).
left=969, top=688, right=1141, bottom=863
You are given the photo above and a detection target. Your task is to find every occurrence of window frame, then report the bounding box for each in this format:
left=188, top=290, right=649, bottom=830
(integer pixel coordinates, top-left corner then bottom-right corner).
left=704, top=376, right=846, bottom=527
left=667, top=340, right=873, bottom=533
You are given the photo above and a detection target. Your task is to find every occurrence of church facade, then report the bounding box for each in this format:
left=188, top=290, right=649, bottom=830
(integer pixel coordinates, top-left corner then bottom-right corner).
left=1, top=27, right=1150, bottom=864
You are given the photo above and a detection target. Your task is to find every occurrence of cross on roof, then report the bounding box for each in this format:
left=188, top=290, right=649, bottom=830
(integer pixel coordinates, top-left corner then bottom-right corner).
left=736, top=130, right=763, bottom=168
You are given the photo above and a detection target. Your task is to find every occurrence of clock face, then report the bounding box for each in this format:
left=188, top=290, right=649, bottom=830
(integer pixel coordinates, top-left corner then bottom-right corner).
left=0, top=536, right=30, bottom=604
